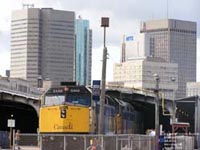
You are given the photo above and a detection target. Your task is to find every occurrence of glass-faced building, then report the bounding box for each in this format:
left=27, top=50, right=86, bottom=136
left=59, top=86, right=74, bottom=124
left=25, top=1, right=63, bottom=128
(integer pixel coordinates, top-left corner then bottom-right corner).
left=75, top=17, right=92, bottom=86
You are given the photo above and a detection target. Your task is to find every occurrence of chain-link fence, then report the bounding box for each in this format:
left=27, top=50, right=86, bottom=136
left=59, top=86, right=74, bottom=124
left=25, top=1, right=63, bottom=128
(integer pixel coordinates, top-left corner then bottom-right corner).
left=12, top=133, right=39, bottom=150
left=163, top=135, right=195, bottom=150
left=40, top=134, right=155, bottom=150
left=175, top=136, right=194, bottom=150
left=10, top=133, right=196, bottom=150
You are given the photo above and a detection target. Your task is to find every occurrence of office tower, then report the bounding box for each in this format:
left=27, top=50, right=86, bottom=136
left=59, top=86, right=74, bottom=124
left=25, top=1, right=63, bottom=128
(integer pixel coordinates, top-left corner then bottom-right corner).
left=10, top=8, right=75, bottom=87
left=121, top=33, right=150, bottom=62
left=140, top=19, right=197, bottom=98
left=109, top=57, right=178, bottom=99
left=75, top=16, right=92, bottom=85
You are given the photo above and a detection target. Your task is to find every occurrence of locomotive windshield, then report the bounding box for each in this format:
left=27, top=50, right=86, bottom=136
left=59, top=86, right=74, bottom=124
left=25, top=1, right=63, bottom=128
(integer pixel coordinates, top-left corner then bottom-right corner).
left=44, top=86, right=91, bottom=106
left=45, top=95, right=65, bottom=105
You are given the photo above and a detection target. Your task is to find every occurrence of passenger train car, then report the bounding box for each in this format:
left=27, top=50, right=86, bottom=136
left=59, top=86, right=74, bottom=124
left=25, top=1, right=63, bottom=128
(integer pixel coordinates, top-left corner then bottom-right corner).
left=39, top=85, right=142, bottom=134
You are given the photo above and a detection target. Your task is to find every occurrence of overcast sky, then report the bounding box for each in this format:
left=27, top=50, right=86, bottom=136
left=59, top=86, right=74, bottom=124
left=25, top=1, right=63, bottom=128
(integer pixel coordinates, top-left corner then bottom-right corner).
left=0, top=0, right=199, bottom=81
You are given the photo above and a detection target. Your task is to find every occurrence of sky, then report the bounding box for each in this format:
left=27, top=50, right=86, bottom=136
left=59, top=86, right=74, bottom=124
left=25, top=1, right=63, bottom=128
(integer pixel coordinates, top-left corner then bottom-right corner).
left=0, top=0, right=199, bottom=81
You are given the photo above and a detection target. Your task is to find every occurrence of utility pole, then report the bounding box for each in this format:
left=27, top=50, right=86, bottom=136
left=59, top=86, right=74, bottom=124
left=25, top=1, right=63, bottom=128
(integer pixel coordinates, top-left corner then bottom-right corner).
left=153, top=74, right=160, bottom=150
left=98, top=17, right=109, bottom=134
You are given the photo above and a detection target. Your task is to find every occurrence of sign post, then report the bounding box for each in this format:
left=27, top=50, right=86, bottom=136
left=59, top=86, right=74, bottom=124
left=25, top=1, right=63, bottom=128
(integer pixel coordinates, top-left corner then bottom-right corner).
left=92, top=80, right=101, bottom=133
left=92, top=80, right=101, bottom=102
left=8, top=115, right=15, bottom=149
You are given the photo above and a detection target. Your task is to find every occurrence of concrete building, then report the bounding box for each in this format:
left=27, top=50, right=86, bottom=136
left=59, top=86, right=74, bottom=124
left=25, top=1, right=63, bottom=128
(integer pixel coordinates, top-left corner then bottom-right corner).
left=109, top=57, right=178, bottom=99
left=75, top=16, right=92, bottom=86
left=10, top=8, right=75, bottom=87
left=121, top=33, right=150, bottom=62
left=140, top=19, right=197, bottom=98
left=187, top=82, right=200, bottom=96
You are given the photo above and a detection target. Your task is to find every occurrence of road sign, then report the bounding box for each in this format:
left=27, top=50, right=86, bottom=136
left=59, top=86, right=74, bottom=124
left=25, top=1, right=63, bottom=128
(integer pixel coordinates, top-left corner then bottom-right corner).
left=92, top=80, right=101, bottom=101
left=7, top=119, right=15, bottom=127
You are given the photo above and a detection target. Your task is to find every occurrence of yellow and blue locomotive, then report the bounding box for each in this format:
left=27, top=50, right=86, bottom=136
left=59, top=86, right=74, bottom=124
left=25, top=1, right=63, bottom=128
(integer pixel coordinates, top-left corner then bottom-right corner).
left=39, top=85, right=142, bottom=134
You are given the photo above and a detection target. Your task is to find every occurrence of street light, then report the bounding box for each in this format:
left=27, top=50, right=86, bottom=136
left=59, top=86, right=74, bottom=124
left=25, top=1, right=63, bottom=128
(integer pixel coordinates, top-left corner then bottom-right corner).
left=171, top=77, right=177, bottom=123
left=98, top=17, right=109, bottom=134
left=37, top=75, right=42, bottom=88
left=153, top=73, right=160, bottom=150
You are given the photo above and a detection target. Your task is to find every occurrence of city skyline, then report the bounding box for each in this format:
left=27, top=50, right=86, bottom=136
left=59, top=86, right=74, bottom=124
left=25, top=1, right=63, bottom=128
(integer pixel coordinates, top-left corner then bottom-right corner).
left=0, top=0, right=199, bottom=82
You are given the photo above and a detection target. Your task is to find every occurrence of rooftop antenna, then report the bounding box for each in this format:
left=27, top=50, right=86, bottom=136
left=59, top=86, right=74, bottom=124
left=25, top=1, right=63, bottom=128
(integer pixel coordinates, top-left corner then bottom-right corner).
left=23, top=3, right=34, bottom=9
left=167, top=0, right=169, bottom=19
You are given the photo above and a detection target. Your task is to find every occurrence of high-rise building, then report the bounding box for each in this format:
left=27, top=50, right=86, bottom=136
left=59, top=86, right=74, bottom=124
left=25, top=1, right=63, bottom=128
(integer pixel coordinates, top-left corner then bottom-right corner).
left=75, top=16, right=92, bottom=85
left=121, top=33, right=150, bottom=62
left=140, top=19, right=197, bottom=98
left=109, top=57, right=178, bottom=99
left=10, top=8, right=75, bottom=87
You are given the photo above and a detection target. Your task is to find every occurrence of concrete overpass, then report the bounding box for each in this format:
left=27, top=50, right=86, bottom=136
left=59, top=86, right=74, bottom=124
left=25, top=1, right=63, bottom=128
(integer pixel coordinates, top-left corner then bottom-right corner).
left=0, top=85, right=41, bottom=133
left=106, top=87, right=200, bottom=134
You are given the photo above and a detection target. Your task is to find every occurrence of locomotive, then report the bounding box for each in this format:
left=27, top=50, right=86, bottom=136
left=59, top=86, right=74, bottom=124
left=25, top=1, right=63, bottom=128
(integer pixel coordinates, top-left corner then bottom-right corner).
left=39, top=85, right=142, bottom=134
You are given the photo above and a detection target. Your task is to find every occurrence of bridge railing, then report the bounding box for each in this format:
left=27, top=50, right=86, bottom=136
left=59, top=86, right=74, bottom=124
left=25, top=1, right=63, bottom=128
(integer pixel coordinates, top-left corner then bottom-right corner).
left=0, top=85, right=41, bottom=99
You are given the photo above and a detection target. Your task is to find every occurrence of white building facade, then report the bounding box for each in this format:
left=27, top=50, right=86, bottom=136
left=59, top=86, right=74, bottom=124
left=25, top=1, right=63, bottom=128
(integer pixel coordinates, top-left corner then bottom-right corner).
left=187, top=82, right=200, bottom=96
left=121, top=33, right=150, bottom=62
left=110, top=57, right=178, bottom=99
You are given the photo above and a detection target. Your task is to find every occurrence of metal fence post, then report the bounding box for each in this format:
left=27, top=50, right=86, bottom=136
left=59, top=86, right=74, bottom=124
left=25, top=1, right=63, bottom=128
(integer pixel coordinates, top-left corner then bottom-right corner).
left=101, top=135, right=104, bottom=150
left=116, top=135, right=118, bottom=150
left=150, top=136, right=152, bottom=150
left=140, top=135, right=142, bottom=150
left=37, top=128, right=40, bottom=147
left=120, top=138, right=122, bottom=149
left=84, top=135, right=86, bottom=150
left=40, top=135, right=42, bottom=150
left=64, top=135, right=66, bottom=150
left=12, top=129, right=15, bottom=150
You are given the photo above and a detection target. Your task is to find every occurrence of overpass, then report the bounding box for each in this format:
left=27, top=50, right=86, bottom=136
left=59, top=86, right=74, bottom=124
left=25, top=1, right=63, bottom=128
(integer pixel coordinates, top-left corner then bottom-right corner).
left=105, top=87, right=175, bottom=133
left=106, top=87, right=200, bottom=133
left=0, top=83, right=41, bottom=133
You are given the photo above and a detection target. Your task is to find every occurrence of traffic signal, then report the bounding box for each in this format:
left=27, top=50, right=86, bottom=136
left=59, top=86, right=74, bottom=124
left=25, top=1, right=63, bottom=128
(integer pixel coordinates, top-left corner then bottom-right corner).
left=60, top=109, right=66, bottom=118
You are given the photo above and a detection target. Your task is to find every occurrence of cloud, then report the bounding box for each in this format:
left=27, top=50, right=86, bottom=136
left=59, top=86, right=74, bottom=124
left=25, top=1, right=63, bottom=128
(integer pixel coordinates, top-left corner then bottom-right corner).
left=58, top=0, right=200, bottom=49
left=0, top=0, right=199, bottom=81
left=0, top=50, right=10, bottom=76
left=92, top=45, right=120, bottom=81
